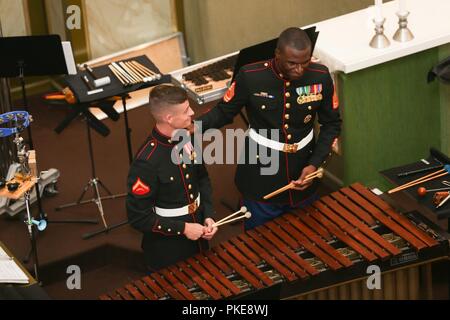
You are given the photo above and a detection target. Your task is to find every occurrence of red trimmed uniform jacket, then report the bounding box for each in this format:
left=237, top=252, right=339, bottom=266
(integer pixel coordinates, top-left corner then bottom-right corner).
left=198, top=59, right=342, bottom=206
left=126, top=127, right=214, bottom=271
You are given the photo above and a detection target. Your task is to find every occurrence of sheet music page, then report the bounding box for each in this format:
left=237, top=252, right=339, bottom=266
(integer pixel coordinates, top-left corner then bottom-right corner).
left=0, top=246, right=9, bottom=258
left=0, top=249, right=29, bottom=284
left=62, top=41, right=77, bottom=75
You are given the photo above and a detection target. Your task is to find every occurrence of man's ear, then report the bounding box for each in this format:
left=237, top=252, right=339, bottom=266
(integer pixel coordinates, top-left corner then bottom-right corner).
left=307, top=47, right=313, bottom=59
left=275, top=48, right=281, bottom=58
left=164, top=113, right=173, bottom=125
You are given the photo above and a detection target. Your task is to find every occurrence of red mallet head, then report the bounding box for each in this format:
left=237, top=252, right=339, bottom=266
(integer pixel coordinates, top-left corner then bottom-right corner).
left=417, top=187, right=427, bottom=197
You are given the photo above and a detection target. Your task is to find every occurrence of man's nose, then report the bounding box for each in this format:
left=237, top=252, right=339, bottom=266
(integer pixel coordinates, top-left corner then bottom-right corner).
left=294, top=64, right=303, bottom=74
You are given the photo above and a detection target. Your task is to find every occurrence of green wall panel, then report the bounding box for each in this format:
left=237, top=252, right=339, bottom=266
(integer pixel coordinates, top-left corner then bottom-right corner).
left=338, top=48, right=441, bottom=190
left=438, top=43, right=450, bottom=156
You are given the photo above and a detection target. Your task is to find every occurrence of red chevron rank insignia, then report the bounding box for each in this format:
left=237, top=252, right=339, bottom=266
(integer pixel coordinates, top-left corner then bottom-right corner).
left=223, top=81, right=236, bottom=102
left=132, top=178, right=150, bottom=196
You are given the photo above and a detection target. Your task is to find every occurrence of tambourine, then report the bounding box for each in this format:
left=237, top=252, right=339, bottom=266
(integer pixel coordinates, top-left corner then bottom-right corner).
left=0, top=111, right=32, bottom=138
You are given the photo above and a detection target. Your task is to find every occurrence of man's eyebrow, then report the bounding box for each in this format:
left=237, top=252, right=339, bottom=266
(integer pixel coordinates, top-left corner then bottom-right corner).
left=288, top=58, right=310, bottom=65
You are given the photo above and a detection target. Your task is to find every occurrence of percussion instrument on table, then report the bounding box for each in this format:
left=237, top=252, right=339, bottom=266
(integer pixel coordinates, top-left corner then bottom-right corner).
left=171, top=53, right=238, bottom=104
left=100, top=183, right=449, bottom=300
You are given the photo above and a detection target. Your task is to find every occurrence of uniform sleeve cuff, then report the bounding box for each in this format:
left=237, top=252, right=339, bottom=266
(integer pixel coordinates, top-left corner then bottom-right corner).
left=152, top=220, right=185, bottom=236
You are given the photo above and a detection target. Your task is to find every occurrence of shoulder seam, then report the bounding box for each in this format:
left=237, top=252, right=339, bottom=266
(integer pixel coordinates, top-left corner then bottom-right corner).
left=305, top=67, right=328, bottom=74
left=244, top=59, right=270, bottom=67
left=244, top=67, right=269, bottom=73
left=146, top=142, right=158, bottom=160
left=242, top=60, right=270, bottom=73
left=306, top=62, right=329, bottom=74
left=309, top=62, right=327, bottom=68
left=136, top=139, right=157, bottom=160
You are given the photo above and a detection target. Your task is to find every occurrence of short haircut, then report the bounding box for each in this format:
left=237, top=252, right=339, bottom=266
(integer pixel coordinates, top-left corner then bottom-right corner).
left=277, top=27, right=312, bottom=52
left=148, top=84, right=187, bottom=119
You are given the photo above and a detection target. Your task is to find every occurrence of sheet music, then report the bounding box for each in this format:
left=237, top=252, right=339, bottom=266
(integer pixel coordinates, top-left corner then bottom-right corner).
left=0, top=249, right=29, bottom=284
left=0, top=246, right=8, bottom=258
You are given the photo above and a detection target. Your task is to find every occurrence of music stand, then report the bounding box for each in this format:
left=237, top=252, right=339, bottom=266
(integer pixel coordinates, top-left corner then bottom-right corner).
left=55, top=104, right=122, bottom=229
left=0, top=35, right=68, bottom=224
left=0, top=35, right=99, bottom=230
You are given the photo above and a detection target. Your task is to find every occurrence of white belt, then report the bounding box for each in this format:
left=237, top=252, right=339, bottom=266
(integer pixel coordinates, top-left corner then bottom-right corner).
left=249, top=128, right=314, bottom=153
left=154, top=194, right=200, bottom=217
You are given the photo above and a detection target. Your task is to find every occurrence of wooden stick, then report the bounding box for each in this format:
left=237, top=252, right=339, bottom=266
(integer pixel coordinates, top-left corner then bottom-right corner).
left=130, top=61, right=153, bottom=76
left=214, top=207, right=247, bottom=225
left=111, top=62, right=137, bottom=84
left=125, top=61, right=151, bottom=81
left=305, top=167, right=324, bottom=180
left=133, top=61, right=157, bottom=75
left=388, top=172, right=449, bottom=194
left=302, top=171, right=324, bottom=183
left=109, top=63, right=133, bottom=84
left=132, top=61, right=161, bottom=79
left=263, top=182, right=295, bottom=200
left=394, top=168, right=444, bottom=189
left=437, top=193, right=450, bottom=208
left=263, top=171, right=324, bottom=200
left=117, top=62, right=140, bottom=83
left=388, top=168, right=446, bottom=193
left=212, top=212, right=251, bottom=227
left=119, top=62, right=142, bottom=83
left=130, top=62, right=155, bottom=81
left=108, top=65, right=128, bottom=85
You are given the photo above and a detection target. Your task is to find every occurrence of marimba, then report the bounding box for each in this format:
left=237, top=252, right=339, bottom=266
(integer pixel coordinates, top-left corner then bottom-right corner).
left=100, top=183, right=449, bottom=300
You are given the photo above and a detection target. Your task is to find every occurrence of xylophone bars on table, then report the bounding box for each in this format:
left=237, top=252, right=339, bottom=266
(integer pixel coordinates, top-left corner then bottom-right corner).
left=100, top=183, right=448, bottom=300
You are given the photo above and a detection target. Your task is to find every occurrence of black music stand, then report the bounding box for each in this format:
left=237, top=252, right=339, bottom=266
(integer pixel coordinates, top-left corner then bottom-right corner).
left=55, top=104, right=121, bottom=230
left=0, top=35, right=69, bottom=224
left=0, top=36, right=100, bottom=269
left=0, top=36, right=99, bottom=269
left=56, top=56, right=171, bottom=234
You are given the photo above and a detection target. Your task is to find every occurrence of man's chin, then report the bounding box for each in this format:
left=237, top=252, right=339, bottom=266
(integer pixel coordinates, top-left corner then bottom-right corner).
left=288, top=73, right=303, bottom=80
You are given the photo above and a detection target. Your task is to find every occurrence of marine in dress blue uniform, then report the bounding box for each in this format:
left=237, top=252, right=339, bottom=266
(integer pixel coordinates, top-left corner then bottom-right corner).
left=126, top=85, right=217, bottom=271
left=198, top=27, right=341, bottom=229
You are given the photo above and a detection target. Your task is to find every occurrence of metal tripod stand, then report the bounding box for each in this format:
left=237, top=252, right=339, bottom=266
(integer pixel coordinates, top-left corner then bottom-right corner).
left=23, top=189, right=41, bottom=282
left=55, top=114, right=126, bottom=229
